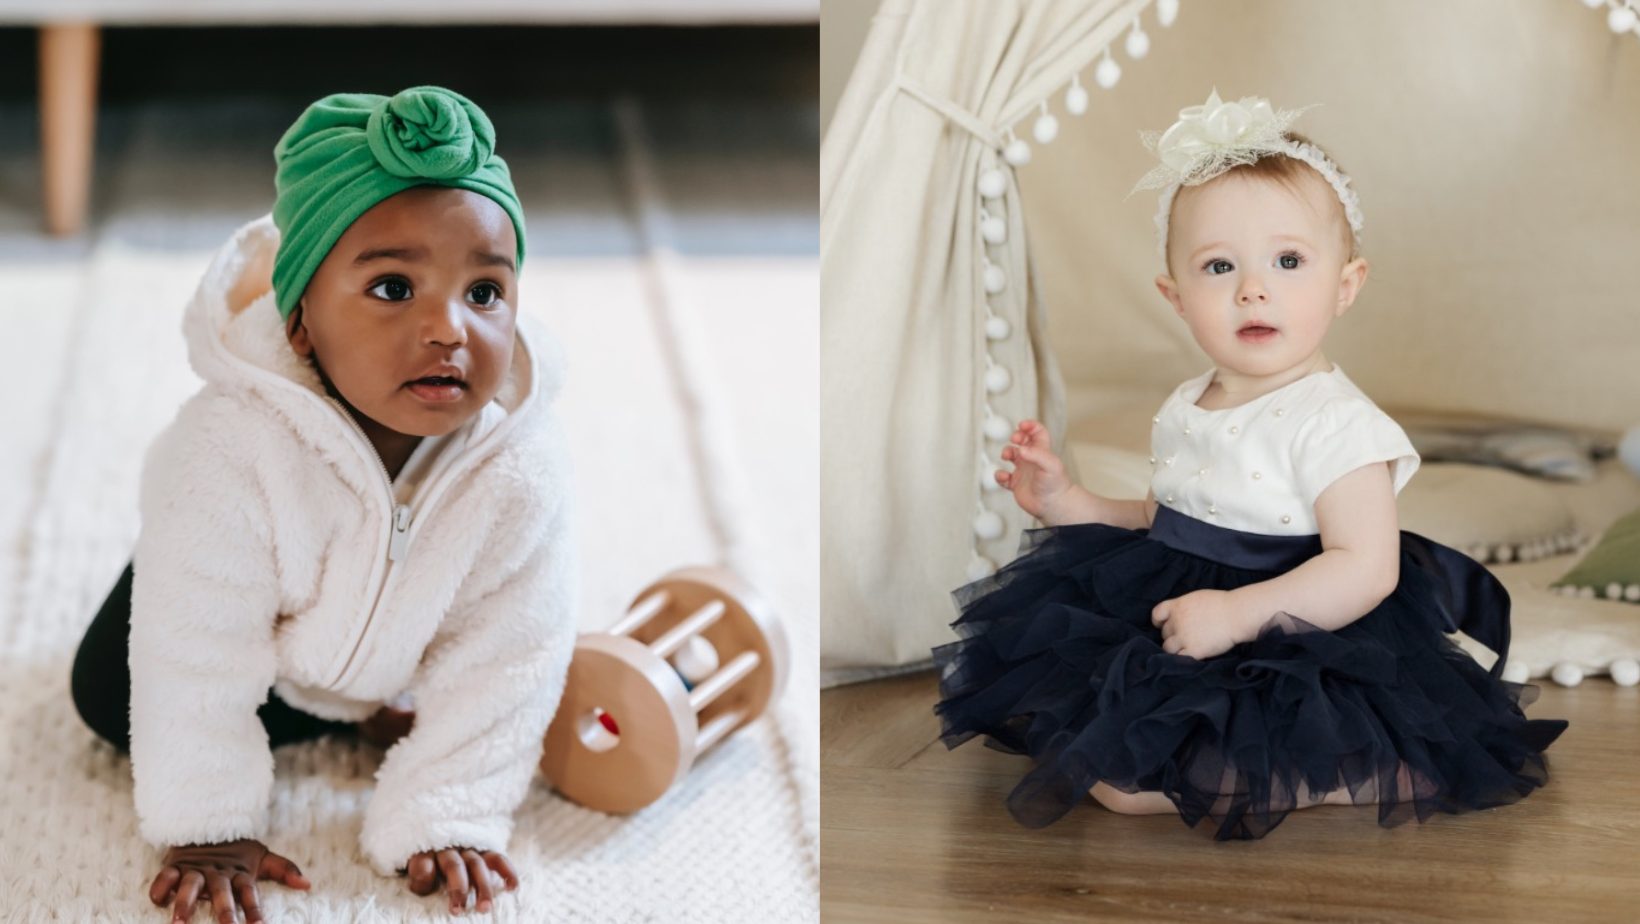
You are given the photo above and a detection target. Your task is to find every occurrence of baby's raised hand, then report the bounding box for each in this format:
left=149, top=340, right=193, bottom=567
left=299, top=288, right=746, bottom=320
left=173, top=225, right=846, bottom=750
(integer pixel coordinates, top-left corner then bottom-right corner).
left=1150, top=590, right=1252, bottom=660
left=997, top=420, right=1071, bottom=520
left=149, top=838, right=309, bottom=923
left=403, top=846, right=519, bottom=916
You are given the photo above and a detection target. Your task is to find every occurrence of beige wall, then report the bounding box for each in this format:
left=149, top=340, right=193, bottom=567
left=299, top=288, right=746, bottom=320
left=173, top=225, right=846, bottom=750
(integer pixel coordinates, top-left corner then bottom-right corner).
left=824, top=0, right=1640, bottom=434
left=821, top=0, right=881, bottom=134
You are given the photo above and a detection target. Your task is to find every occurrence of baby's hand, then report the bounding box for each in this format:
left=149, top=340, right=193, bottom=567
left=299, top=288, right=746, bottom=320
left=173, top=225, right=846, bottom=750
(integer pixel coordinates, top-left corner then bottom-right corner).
left=1151, top=590, right=1252, bottom=660
left=149, top=838, right=309, bottom=923
left=997, top=420, right=1072, bottom=520
left=402, top=846, right=519, bottom=916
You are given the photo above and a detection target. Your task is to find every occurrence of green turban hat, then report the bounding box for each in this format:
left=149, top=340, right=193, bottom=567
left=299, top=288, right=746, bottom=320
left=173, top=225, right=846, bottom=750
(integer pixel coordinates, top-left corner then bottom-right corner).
left=270, top=85, right=526, bottom=322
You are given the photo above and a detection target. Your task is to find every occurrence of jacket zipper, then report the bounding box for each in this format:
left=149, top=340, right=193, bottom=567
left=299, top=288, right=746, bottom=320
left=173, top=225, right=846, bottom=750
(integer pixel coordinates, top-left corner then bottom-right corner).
left=322, top=394, right=413, bottom=690
left=319, top=396, right=526, bottom=691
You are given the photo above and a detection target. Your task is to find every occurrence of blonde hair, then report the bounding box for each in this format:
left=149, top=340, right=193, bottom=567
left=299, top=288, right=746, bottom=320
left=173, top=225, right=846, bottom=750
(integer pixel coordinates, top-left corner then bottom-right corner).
left=1164, top=131, right=1358, bottom=273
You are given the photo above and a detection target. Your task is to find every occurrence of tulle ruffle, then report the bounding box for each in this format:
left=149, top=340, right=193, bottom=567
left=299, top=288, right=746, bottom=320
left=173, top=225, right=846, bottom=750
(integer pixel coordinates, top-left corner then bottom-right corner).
left=931, top=520, right=1568, bottom=840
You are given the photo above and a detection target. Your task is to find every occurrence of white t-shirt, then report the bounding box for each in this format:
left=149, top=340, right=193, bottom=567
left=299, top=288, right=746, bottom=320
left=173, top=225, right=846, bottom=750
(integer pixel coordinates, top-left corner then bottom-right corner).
left=1148, top=364, right=1419, bottom=536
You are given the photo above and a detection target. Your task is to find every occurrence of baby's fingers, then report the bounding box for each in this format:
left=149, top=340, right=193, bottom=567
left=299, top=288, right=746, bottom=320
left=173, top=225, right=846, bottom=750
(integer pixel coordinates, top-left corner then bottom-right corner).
left=257, top=851, right=309, bottom=891
left=170, top=869, right=204, bottom=923
left=1012, top=420, right=1051, bottom=448
left=438, top=850, right=470, bottom=913
left=233, top=872, right=265, bottom=924
left=150, top=866, right=181, bottom=906
left=1011, top=443, right=1058, bottom=472
left=463, top=850, right=493, bottom=913
left=207, top=871, right=237, bottom=924
left=483, top=853, right=520, bottom=892
left=406, top=854, right=439, bottom=896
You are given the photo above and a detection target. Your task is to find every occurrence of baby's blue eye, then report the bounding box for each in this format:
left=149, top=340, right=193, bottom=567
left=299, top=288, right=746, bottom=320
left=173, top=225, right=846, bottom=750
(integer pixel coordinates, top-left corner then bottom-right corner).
left=1279, top=252, right=1304, bottom=269
left=368, top=278, right=411, bottom=301
left=1205, top=259, right=1233, bottom=275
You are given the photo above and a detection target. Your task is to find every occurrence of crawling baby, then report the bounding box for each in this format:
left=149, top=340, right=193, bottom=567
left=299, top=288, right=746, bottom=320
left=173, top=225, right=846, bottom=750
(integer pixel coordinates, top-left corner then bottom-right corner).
left=70, top=84, right=578, bottom=920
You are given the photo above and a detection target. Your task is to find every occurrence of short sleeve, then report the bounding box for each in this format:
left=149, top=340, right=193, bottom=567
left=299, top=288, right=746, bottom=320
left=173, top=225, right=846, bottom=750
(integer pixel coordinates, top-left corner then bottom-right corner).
left=1291, top=397, right=1421, bottom=509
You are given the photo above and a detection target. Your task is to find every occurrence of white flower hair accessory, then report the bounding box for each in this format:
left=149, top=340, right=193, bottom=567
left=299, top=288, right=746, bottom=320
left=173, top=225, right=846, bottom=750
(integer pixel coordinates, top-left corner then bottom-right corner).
left=1127, top=88, right=1364, bottom=262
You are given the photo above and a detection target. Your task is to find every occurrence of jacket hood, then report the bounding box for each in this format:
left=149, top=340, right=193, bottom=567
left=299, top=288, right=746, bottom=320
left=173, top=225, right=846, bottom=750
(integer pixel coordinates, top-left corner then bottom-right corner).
left=183, top=212, right=563, bottom=436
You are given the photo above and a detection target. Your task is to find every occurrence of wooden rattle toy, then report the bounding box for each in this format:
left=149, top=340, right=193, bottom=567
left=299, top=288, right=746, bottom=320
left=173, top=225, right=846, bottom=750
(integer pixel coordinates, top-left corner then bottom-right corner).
left=539, top=565, right=789, bottom=813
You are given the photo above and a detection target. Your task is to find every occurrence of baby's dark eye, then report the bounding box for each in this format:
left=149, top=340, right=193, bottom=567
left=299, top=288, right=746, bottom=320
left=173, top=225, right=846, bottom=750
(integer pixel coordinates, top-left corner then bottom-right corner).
left=1205, top=259, right=1233, bottom=275
left=470, top=282, right=501, bottom=306
left=1278, top=252, right=1304, bottom=270
left=368, top=278, right=411, bottom=301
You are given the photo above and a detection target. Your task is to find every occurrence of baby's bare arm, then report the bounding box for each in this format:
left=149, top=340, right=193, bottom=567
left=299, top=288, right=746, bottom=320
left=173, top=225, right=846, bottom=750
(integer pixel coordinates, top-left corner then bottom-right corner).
left=1039, top=485, right=1155, bottom=529
left=1225, top=462, right=1400, bottom=637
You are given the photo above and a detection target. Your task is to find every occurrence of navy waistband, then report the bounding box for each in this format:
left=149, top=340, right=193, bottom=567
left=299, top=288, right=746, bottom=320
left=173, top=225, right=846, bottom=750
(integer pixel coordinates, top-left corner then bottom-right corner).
left=1139, top=503, right=1511, bottom=678
left=1145, top=503, right=1324, bottom=571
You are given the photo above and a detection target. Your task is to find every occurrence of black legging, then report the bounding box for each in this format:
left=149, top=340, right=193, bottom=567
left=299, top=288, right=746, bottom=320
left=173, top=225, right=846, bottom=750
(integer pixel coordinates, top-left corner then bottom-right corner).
left=71, top=559, right=360, bottom=753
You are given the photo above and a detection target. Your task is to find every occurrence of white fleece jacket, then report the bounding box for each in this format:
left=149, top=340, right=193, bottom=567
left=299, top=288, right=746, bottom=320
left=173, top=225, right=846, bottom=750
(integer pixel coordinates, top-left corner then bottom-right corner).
left=127, top=213, right=579, bottom=877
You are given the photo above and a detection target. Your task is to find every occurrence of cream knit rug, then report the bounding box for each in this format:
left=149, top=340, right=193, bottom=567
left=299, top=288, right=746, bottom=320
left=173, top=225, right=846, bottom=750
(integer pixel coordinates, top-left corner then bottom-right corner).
left=0, top=97, right=817, bottom=922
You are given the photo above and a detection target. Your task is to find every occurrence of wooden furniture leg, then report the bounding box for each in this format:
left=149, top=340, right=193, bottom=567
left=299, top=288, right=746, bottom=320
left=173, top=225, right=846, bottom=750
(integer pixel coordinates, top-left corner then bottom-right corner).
left=39, top=22, right=100, bottom=237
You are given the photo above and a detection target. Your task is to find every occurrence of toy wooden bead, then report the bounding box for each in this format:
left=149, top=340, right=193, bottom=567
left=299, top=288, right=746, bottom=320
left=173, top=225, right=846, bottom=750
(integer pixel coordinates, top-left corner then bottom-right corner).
left=984, top=315, right=1011, bottom=340
left=984, top=364, right=1011, bottom=394
left=540, top=565, right=788, bottom=813
left=669, top=634, right=720, bottom=684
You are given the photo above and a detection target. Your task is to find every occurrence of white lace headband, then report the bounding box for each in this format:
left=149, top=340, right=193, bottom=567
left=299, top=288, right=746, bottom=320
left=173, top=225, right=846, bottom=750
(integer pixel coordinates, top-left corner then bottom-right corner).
left=1127, top=88, right=1364, bottom=263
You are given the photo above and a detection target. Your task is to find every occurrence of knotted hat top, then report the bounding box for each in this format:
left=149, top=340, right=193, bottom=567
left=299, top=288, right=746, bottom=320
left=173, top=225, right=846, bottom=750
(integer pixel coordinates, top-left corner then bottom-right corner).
left=270, top=85, right=526, bottom=322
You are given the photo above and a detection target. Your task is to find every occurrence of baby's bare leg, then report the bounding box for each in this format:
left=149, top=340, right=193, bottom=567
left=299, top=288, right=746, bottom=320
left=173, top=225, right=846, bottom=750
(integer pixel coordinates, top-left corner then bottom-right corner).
left=1089, top=781, right=1179, bottom=814
left=1092, top=762, right=1433, bottom=816
left=1301, top=761, right=1437, bottom=807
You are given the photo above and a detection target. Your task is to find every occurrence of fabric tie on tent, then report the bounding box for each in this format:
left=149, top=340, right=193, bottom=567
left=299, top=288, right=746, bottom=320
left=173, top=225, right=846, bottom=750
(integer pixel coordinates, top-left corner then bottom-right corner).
left=894, top=78, right=1005, bottom=148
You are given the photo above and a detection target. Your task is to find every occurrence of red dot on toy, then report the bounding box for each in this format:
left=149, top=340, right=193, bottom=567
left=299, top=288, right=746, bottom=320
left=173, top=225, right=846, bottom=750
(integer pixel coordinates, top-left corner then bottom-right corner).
left=598, top=711, right=620, bottom=736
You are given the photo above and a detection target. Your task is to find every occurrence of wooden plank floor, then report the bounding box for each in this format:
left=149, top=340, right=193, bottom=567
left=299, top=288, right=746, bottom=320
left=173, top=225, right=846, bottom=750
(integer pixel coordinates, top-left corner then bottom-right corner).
left=822, top=669, right=1640, bottom=923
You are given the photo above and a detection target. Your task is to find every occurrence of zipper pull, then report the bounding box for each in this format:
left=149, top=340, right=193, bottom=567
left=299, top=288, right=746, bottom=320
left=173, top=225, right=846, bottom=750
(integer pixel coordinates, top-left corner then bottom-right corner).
left=388, top=504, right=412, bottom=562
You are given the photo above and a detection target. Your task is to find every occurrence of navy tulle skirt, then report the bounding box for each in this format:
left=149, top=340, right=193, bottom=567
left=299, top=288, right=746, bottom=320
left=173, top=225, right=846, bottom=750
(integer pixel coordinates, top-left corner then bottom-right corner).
left=931, top=504, right=1568, bottom=840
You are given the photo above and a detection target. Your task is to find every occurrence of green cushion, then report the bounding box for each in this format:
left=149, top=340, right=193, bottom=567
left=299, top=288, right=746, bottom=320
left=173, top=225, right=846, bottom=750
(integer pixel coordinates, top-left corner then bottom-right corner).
left=1551, top=507, right=1640, bottom=603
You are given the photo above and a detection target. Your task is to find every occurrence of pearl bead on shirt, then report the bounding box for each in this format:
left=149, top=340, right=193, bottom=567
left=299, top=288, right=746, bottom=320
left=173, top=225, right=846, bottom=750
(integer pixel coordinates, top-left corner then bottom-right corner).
left=1148, top=364, right=1420, bottom=535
